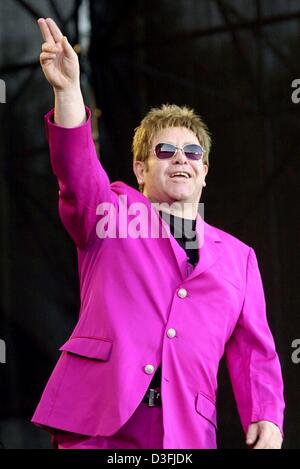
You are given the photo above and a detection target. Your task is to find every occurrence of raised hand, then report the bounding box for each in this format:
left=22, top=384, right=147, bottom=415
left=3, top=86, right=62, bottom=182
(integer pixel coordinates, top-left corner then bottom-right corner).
left=37, top=18, right=85, bottom=127
left=37, top=18, right=80, bottom=91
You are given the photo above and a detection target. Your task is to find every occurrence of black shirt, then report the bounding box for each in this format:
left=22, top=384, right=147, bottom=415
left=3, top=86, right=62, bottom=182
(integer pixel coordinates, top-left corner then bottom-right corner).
left=148, top=210, right=199, bottom=388
left=159, top=210, right=199, bottom=267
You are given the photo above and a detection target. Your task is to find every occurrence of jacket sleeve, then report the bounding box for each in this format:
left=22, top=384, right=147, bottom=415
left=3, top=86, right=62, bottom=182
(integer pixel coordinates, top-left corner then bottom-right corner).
left=45, top=107, right=114, bottom=249
left=224, top=247, right=285, bottom=435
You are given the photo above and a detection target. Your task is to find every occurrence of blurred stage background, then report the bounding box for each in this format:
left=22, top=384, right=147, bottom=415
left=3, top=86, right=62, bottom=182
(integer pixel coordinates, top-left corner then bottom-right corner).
left=0, top=0, right=299, bottom=448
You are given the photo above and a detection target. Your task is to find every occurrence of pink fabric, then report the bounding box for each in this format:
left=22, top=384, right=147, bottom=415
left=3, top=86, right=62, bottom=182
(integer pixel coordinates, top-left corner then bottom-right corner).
left=51, top=402, right=163, bottom=449
left=31, top=107, right=285, bottom=449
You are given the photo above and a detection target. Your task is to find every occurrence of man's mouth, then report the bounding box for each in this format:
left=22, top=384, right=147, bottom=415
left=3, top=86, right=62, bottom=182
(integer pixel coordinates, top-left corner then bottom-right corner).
left=169, top=171, right=191, bottom=179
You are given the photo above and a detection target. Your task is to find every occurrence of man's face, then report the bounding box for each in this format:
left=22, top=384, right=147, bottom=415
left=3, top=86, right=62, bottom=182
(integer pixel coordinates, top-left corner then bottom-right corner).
left=134, top=127, right=208, bottom=206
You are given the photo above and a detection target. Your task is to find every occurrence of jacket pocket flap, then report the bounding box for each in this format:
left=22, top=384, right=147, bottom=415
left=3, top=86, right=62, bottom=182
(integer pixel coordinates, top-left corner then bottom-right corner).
left=59, top=336, right=112, bottom=360
left=195, top=392, right=217, bottom=429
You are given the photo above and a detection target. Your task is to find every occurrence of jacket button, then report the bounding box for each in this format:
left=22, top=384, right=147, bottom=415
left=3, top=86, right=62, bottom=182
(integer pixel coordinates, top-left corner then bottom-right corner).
left=177, top=288, right=187, bottom=298
left=144, top=364, right=155, bottom=374
left=167, top=328, right=176, bottom=338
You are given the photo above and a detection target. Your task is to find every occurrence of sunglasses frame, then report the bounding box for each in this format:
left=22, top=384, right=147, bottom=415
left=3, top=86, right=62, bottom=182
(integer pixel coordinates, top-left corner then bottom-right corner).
left=153, top=142, right=205, bottom=161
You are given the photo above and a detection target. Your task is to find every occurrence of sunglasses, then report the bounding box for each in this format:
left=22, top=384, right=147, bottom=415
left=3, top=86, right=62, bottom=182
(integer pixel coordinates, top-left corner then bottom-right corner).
left=154, top=142, right=205, bottom=161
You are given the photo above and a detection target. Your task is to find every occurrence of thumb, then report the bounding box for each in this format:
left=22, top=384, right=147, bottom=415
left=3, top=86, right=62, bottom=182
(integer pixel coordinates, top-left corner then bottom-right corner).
left=246, top=423, right=259, bottom=445
left=61, top=36, right=76, bottom=59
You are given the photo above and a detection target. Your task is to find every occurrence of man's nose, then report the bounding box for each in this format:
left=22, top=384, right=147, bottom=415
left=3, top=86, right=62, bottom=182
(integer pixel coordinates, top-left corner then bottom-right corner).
left=172, top=148, right=188, bottom=164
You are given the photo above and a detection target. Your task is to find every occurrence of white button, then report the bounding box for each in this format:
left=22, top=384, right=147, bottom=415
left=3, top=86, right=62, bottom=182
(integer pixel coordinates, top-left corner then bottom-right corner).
left=144, top=364, right=155, bottom=374
left=177, top=288, right=187, bottom=298
left=167, top=328, right=176, bottom=338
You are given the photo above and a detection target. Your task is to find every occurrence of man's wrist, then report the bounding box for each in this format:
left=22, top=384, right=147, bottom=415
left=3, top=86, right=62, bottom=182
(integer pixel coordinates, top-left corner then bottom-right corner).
left=53, top=84, right=82, bottom=100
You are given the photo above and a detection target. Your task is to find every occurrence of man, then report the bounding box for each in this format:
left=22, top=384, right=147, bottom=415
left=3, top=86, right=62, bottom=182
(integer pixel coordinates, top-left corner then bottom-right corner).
left=32, top=18, right=285, bottom=449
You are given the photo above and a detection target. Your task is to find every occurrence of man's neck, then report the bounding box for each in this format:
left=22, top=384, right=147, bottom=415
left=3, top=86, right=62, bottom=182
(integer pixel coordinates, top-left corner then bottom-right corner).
left=155, top=202, right=199, bottom=220
left=143, top=190, right=200, bottom=219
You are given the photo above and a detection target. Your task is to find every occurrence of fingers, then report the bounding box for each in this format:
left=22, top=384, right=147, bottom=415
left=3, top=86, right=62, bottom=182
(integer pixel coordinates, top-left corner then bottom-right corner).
left=46, top=18, right=63, bottom=43
left=38, top=18, right=75, bottom=60
left=41, top=37, right=77, bottom=63
left=60, top=36, right=77, bottom=60
left=37, top=18, right=55, bottom=44
left=246, top=423, right=259, bottom=446
left=40, top=51, right=56, bottom=64
left=252, top=427, right=269, bottom=449
left=37, top=18, right=64, bottom=45
left=42, top=42, right=59, bottom=53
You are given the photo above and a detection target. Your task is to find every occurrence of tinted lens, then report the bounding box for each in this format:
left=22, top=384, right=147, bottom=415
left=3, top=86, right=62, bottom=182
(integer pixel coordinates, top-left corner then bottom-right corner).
left=183, top=144, right=204, bottom=160
left=155, top=143, right=176, bottom=159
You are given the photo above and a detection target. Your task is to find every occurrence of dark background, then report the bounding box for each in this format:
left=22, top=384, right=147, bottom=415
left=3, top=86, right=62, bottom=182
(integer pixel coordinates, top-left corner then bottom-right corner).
left=0, top=0, right=299, bottom=448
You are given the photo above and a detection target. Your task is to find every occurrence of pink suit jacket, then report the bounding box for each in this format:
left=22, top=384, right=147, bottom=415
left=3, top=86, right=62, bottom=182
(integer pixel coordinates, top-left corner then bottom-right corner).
left=32, top=108, right=285, bottom=449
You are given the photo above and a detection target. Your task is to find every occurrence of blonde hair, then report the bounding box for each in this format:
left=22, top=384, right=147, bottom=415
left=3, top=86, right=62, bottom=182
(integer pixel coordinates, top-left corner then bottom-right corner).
left=132, top=103, right=212, bottom=192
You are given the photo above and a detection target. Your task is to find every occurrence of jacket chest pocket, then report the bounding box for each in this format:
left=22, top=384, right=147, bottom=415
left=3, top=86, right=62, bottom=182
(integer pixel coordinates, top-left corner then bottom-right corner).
left=59, top=336, right=113, bottom=361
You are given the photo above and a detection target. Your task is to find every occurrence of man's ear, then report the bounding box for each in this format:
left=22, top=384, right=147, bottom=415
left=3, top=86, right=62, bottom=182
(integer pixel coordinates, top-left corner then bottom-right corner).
left=133, top=160, right=146, bottom=185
